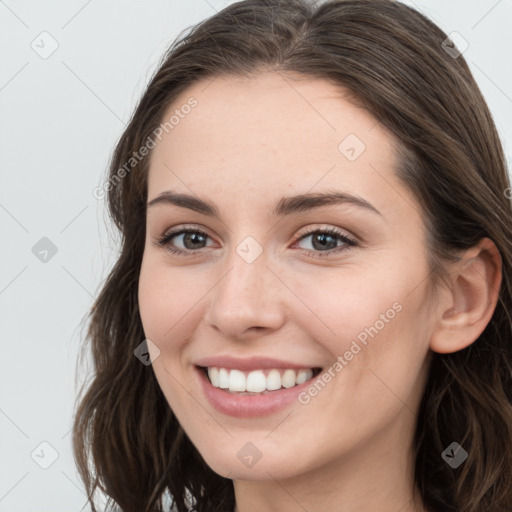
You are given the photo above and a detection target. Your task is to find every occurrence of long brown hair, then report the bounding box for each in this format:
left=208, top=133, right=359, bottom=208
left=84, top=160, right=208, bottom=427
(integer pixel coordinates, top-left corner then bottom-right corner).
left=73, top=1, right=512, bottom=511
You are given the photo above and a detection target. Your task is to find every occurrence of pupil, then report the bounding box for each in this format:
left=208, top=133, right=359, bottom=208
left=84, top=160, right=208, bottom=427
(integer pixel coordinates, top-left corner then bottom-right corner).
left=184, top=232, right=206, bottom=249
left=313, top=233, right=337, bottom=251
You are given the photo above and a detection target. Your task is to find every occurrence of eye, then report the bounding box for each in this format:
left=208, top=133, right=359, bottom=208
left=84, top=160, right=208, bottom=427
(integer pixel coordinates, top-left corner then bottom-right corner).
left=155, top=225, right=358, bottom=258
left=156, top=225, right=215, bottom=255
left=292, top=227, right=358, bottom=258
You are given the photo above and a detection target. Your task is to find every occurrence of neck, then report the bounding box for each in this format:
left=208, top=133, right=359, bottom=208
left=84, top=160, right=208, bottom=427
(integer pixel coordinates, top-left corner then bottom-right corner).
left=232, top=412, right=428, bottom=512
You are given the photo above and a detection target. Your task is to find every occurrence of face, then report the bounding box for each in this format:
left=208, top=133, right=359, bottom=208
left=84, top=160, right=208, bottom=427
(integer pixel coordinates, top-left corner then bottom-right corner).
left=138, top=71, right=436, bottom=482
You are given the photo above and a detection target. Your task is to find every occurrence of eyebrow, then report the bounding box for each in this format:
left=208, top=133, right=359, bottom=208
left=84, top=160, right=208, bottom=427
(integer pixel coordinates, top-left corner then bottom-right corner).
left=147, top=190, right=382, bottom=217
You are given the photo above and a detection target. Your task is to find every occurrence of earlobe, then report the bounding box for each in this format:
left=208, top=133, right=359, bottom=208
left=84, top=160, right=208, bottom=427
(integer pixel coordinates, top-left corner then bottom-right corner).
left=429, top=237, right=502, bottom=354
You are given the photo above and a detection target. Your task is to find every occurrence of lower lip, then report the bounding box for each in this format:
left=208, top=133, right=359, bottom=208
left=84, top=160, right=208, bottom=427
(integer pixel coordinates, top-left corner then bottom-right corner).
left=196, top=366, right=317, bottom=418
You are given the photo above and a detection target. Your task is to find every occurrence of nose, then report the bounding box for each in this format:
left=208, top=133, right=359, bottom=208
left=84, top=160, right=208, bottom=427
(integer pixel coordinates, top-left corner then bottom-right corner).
left=203, top=247, right=286, bottom=341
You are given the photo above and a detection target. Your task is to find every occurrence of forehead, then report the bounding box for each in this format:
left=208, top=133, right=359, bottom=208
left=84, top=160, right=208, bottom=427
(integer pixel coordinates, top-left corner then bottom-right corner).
left=147, top=71, right=410, bottom=219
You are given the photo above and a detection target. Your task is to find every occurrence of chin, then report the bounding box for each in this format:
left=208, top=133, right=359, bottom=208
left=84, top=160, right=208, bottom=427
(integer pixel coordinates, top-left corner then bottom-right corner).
left=201, top=449, right=304, bottom=482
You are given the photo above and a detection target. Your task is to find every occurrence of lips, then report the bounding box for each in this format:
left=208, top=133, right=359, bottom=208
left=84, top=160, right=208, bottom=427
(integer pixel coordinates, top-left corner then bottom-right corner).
left=193, top=355, right=324, bottom=417
left=203, top=367, right=320, bottom=393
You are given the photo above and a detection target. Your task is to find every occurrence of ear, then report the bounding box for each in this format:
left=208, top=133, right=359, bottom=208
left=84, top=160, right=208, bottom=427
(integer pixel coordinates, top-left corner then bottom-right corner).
left=429, top=237, right=502, bottom=354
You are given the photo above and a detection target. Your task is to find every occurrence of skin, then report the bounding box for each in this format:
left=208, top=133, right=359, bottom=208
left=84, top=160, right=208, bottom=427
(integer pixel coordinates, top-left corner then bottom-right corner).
left=138, top=71, right=502, bottom=512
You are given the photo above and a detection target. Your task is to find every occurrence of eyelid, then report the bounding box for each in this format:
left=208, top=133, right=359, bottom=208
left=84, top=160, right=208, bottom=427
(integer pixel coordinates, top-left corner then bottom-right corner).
left=155, top=223, right=359, bottom=257
left=291, top=225, right=358, bottom=258
left=160, top=223, right=212, bottom=238
left=155, top=224, right=215, bottom=250
left=294, top=224, right=357, bottom=242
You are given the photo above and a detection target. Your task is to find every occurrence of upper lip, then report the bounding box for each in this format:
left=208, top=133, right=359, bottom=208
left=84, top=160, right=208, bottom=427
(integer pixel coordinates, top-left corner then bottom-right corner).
left=195, top=355, right=321, bottom=372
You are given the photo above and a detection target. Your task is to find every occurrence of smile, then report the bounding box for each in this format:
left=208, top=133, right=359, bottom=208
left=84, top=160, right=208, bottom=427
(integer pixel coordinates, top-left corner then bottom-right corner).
left=195, top=364, right=323, bottom=418
left=203, top=367, right=321, bottom=394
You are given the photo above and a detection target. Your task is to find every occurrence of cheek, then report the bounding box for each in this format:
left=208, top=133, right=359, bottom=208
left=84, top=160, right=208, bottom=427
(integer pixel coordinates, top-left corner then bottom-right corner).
left=138, top=257, right=199, bottom=406
left=138, top=255, right=196, bottom=345
left=288, top=263, right=409, bottom=345
left=287, top=256, right=431, bottom=387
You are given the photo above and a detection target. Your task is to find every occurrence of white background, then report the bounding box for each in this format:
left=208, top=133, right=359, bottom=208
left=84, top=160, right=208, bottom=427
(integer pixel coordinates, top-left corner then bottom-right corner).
left=1, top=0, right=511, bottom=510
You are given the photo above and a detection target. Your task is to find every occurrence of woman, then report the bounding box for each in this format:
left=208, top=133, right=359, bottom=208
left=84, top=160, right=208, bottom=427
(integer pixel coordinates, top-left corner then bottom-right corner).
left=73, top=1, right=512, bottom=511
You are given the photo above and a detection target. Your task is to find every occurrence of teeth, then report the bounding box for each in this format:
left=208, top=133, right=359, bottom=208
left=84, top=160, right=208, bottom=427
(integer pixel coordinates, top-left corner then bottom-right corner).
left=281, top=369, right=296, bottom=388
left=218, top=368, right=229, bottom=389
left=246, top=370, right=267, bottom=392
left=208, top=367, right=220, bottom=387
left=206, top=367, right=315, bottom=393
left=229, top=369, right=246, bottom=392
left=266, top=369, right=281, bottom=391
left=296, top=369, right=311, bottom=385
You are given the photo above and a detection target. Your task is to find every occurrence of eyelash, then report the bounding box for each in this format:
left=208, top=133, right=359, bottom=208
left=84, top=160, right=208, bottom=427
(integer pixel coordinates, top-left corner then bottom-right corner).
left=156, top=224, right=358, bottom=259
